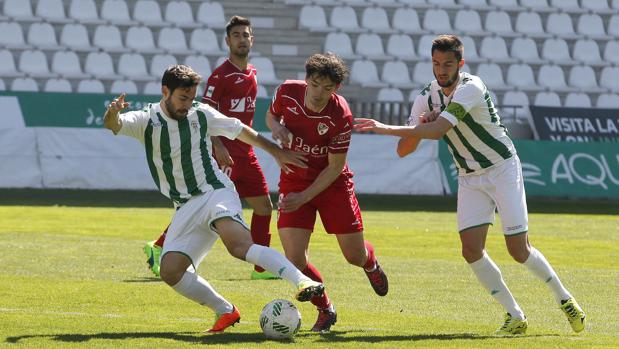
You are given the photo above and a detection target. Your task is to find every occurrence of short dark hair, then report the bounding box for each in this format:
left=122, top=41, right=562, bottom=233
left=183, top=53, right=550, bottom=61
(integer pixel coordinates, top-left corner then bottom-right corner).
left=305, top=53, right=349, bottom=84
left=431, top=34, right=464, bottom=61
left=161, top=65, right=202, bottom=94
left=226, top=15, right=252, bottom=36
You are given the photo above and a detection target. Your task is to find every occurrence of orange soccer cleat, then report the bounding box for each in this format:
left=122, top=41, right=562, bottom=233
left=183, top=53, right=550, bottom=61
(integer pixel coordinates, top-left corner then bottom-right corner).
left=206, top=305, right=241, bottom=334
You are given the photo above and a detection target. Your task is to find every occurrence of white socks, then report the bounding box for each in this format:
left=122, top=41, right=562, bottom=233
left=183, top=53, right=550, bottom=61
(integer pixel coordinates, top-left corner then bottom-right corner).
left=523, top=247, right=572, bottom=304
left=469, top=252, right=525, bottom=320
left=172, top=271, right=233, bottom=315
left=245, top=244, right=309, bottom=287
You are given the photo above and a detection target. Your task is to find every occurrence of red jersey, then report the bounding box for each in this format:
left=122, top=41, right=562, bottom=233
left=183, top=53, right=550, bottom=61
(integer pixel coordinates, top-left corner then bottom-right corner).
left=202, top=59, right=257, bottom=158
left=270, top=80, right=354, bottom=185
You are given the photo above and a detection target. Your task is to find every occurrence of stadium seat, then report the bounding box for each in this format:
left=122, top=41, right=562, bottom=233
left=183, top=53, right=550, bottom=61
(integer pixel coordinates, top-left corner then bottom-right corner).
left=515, top=11, right=547, bottom=37
left=427, top=0, right=457, bottom=6
left=10, top=77, right=39, bottom=92
left=356, top=33, right=388, bottom=59
left=77, top=79, right=105, bottom=93
left=361, top=7, right=392, bottom=33
left=600, top=66, right=619, bottom=90
left=257, top=84, right=268, bottom=98
left=0, top=22, right=28, bottom=49
left=197, top=2, right=226, bottom=28
left=475, top=63, right=506, bottom=90
left=459, top=0, right=488, bottom=8
left=538, top=64, right=569, bottom=91
left=68, top=0, right=101, bottom=23
left=502, top=90, right=530, bottom=121
left=392, top=8, right=422, bottom=34
left=581, top=0, right=610, bottom=11
left=143, top=81, right=161, bottom=95
left=381, top=60, right=414, bottom=88
left=479, top=36, right=513, bottom=63
left=533, top=91, right=561, bottom=106
left=51, top=51, right=89, bottom=79
left=520, top=0, right=550, bottom=9
left=613, top=0, right=619, bottom=9
left=330, top=6, right=361, bottom=32
left=164, top=1, right=196, bottom=27
left=350, top=59, right=386, bottom=87
left=118, top=53, right=151, bottom=81
left=549, top=0, right=581, bottom=12
left=18, top=50, right=55, bottom=78
left=190, top=28, right=225, bottom=55
left=27, top=23, right=58, bottom=49
left=93, top=25, right=126, bottom=52
left=184, top=55, right=212, bottom=79
left=416, top=35, right=435, bottom=59
left=3, top=0, right=34, bottom=20
left=459, top=36, right=481, bottom=62
left=0, top=79, right=5, bottom=91
left=84, top=52, right=120, bottom=79
left=150, top=54, right=177, bottom=77
left=577, top=13, right=606, bottom=38
left=596, top=93, right=619, bottom=108
left=0, top=50, right=24, bottom=77
left=608, top=15, right=619, bottom=36
left=324, top=32, right=357, bottom=59
left=377, top=87, right=404, bottom=102
left=423, top=9, right=451, bottom=33
left=567, top=65, right=600, bottom=92
left=564, top=92, right=592, bottom=108
left=546, top=13, right=576, bottom=38
left=110, top=80, right=139, bottom=94
left=133, top=0, right=164, bottom=25
left=399, top=0, right=429, bottom=6
left=412, top=62, right=435, bottom=85
left=299, top=5, right=329, bottom=31
left=44, top=78, right=72, bottom=93
left=541, top=37, right=573, bottom=63
left=60, top=24, right=92, bottom=51
left=484, top=11, right=515, bottom=36
left=101, top=0, right=135, bottom=25
left=386, top=34, right=416, bottom=61
left=488, top=0, right=520, bottom=10
left=126, top=26, right=160, bottom=53
left=506, top=63, right=540, bottom=90
left=510, top=37, right=544, bottom=64
left=252, top=57, right=279, bottom=84
left=35, top=0, right=67, bottom=21
left=158, top=27, right=189, bottom=54
left=454, top=9, right=483, bottom=35
left=573, top=39, right=602, bottom=65
left=603, top=40, right=619, bottom=65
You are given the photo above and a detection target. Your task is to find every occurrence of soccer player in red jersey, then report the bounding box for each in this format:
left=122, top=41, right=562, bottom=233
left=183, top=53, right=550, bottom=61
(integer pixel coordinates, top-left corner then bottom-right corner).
left=266, top=53, right=388, bottom=332
left=143, top=16, right=279, bottom=280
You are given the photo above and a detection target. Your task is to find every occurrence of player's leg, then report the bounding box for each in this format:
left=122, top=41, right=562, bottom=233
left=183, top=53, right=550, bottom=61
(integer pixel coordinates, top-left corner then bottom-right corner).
left=244, top=194, right=279, bottom=279
left=143, top=225, right=168, bottom=277
left=458, top=174, right=526, bottom=335
left=495, top=156, right=585, bottom=332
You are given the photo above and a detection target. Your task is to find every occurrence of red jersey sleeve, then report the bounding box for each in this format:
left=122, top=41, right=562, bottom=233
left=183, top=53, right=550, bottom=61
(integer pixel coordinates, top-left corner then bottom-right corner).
left=328, top=98, right=353, bottom=154
left=201, top=72, right=225, bottom=109
left=269, top=84, right=284, bottom=117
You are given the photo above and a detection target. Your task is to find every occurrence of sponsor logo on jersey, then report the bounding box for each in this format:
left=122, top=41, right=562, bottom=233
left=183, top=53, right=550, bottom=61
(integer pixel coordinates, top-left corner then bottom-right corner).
left=287, top=106, right=298, bottom=115
left=234, top=77, right=244, bottom=84
left=230, top=98, right=246, bottom=112
left=206, top=85, right=215, bottom=98
left=191, top=120, right=199, bottom=132
left=317, top=122, right=329, bottom=135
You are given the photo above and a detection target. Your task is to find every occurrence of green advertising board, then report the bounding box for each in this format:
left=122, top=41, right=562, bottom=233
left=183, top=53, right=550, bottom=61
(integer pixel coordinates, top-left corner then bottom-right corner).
left=439, top=140, right=619, bottom=199
left=0, top=91, right=271, bottom=131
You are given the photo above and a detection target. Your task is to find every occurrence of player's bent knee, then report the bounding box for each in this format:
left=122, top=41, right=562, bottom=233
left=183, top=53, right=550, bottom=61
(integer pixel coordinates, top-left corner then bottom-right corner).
left=461, top=247, right=484, bottom=263
left=507, top=246, right=530, bottom=264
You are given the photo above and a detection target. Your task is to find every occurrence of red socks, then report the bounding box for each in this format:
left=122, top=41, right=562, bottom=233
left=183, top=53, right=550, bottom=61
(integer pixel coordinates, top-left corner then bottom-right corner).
left=363, top=240, right=377, bottom=271
left=303, top=263, right=331, bottom=309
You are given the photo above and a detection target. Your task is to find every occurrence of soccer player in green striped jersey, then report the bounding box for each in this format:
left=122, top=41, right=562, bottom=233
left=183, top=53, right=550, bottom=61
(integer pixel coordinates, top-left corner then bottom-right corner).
left=103, top=65, right=325, bottom=333
left=355, top=35, right=585, bottom=335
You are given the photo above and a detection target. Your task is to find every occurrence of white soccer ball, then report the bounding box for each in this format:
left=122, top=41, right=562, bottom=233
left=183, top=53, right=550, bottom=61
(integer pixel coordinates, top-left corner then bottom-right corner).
left=259, top=299, right=302, bottom=339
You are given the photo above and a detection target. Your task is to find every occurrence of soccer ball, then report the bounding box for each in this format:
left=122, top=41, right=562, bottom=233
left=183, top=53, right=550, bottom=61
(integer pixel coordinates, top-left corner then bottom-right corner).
left=259, top=299, right=302, bottom=339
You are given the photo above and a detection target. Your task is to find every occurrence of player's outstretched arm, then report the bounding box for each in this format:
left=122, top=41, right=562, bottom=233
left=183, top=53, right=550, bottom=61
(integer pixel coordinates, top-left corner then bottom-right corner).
left=103, top=93, right=130, bottom=134
left=354, top=117, right=452, bottom=140
left=235, top=124, right=307, bottom=173
left=266, top=110, right=292, bottom=147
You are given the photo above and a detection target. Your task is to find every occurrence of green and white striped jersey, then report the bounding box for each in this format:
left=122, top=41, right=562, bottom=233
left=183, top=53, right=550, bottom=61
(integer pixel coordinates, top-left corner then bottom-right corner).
left=408, top=72, right=515, bottom=176
left=118, top=101, right=242, bottom=207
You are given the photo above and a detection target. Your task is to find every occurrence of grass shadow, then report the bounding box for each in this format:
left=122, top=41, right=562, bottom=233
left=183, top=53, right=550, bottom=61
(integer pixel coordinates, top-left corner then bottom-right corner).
left=122, top=277, right=162, bottom=283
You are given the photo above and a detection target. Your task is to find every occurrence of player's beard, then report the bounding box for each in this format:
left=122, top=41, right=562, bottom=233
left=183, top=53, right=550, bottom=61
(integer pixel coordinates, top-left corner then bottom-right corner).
left=164, top=97, right=188, bottom=120
left=435, top=68, right=460, bottom=88
left=232, top=45, right=250, bottom=59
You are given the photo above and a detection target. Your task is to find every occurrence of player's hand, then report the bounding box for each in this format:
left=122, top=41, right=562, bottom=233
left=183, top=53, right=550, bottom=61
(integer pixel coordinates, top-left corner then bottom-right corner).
left=353, top=118, right=392, bottom=134
left=274, top=149, right=307, bottom=174
left=278, top=192, right=309, bottom=213
left=271, top=123, right=293, bottom=148
left=107, top=93, right=131, bottom=114
left=419, top=110, right=440, bottom=124
left=212, top=141, right=234, bottom=167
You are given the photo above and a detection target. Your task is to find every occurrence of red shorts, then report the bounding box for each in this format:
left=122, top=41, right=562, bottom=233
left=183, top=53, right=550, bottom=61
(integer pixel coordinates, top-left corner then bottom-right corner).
left=220, top=154, right=269, bottom=198
left=277, top=179, right=364, bottom=234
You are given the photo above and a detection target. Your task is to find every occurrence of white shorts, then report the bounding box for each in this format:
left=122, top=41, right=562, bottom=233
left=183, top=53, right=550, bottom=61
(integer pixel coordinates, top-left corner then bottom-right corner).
left=457, top=155, right=528, bottom=235
left=161, top=187, right=248, bottom=268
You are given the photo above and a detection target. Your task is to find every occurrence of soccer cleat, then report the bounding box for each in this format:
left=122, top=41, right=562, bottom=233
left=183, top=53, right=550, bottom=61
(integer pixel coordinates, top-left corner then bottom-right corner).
left=206, top=306, right=241, bottom=333
left=295, top=280, right=325, bottom=302
left=495, top=313, right=528, bottom=336
left=365, top=261, right=388, bottom=296
left=251, top=270, right=281, bottom=280
left=560, top=298, right=586, bottom=333
left=143, top=240, right=162, bottom=277
left=311, top=306, right=337, bottom=333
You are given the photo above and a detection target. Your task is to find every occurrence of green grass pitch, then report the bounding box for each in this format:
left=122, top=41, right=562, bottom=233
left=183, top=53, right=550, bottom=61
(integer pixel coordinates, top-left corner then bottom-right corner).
left=0, top=190, right=617, bottom=348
